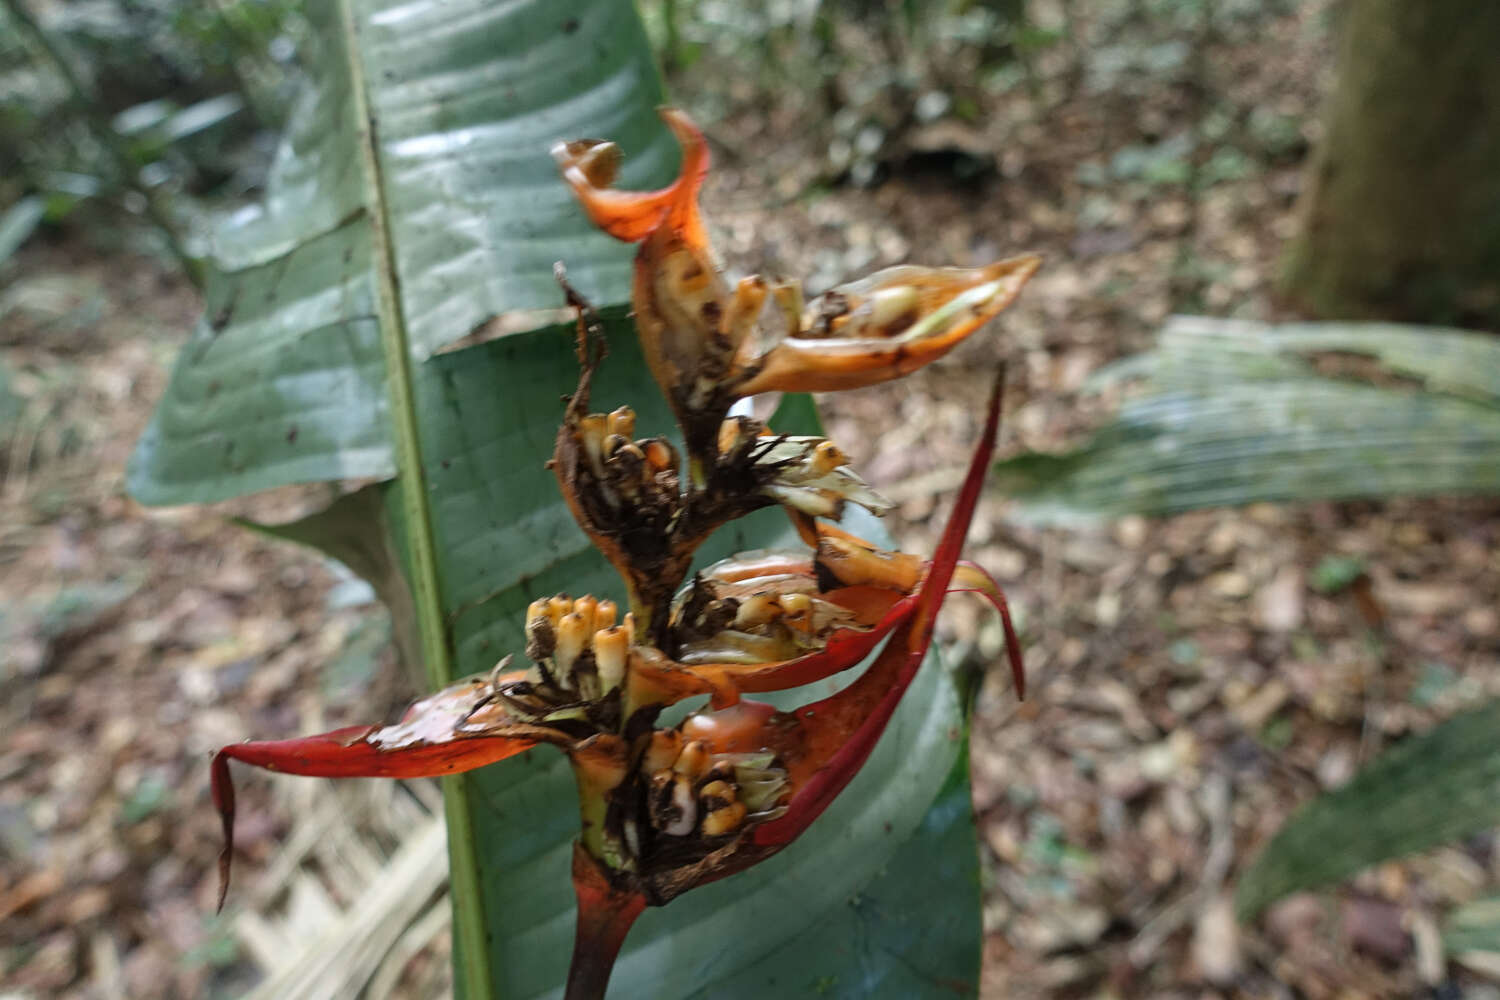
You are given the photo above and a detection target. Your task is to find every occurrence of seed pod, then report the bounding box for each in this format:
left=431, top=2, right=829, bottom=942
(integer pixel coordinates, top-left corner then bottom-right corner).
left=723, top=275, right=768, bottom=356
left=641, top=438, right=677, bottom=474
left=607, top=442, right=646, bottom=496
left=810, top=440, right=848, bottom=476
left=595, top=599, right=618, bottom=630
left=578, top=414, right=608, bottom=477
left=697, top=779, right=735, bottom=810
left=859, top=284, right=921, bottom=337
left=650, top=771, right=697, bottom=837
left=777, top=592, right=814, bottom=632
left=733, top=593, right=781, bottom=629
left=526, top=615, right=557, bottom=666
left=601, top=433, right=629, bottom=459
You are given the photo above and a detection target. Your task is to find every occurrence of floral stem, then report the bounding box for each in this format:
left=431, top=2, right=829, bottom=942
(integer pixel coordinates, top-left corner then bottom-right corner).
left=565, top=846, right=647, bottom=1000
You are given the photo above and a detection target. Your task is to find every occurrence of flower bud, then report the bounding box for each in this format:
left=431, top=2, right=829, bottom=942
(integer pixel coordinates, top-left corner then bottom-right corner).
left=642, top=730, right=684, bottom=776
left=593, top=625, right=628, bottom=694
left=607, top=405, right=636, bottom=439
left=555, top=611, right=589, bottom=675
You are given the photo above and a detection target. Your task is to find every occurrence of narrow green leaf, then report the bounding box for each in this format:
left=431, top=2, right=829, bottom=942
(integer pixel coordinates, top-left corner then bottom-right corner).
left=996, top=319, right=1500, bottom=524
left=1236, top=699, right=1500, bottom=920
left=0, top=196, right=46, bottom=265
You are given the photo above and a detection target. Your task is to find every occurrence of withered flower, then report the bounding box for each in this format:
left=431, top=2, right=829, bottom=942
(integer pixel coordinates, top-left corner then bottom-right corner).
left=552, top=108, right=1040, bottom=471
left=213, top=109, right=1034, bottom=1000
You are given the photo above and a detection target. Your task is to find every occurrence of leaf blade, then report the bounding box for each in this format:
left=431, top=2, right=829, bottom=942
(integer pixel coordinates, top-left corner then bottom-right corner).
left=1236, top=699, right=1500, bottom=920
left=996, top=319, right=1500, bottom=524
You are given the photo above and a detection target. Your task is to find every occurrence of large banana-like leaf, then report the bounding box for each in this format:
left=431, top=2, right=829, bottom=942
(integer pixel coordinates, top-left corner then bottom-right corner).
left=993, top=317, right=1500, bottom=523
left=128, top=0, right=678, bottom=504
left=132, top=2, right=985, bottom=996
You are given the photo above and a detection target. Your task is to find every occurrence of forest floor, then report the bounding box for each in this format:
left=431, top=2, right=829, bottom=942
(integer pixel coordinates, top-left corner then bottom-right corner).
left=4, top=1, right=1500, bottom=998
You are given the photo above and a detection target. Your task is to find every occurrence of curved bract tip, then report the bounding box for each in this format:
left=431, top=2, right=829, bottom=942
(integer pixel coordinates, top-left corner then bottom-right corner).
left=553, top=107, right=710, bottom=248
left=211, top=676, right=544, bottom=911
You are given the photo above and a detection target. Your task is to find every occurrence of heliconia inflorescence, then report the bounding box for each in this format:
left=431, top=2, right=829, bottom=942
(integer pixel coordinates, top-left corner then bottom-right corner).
left=211, top=109, right=1037, bottom=1000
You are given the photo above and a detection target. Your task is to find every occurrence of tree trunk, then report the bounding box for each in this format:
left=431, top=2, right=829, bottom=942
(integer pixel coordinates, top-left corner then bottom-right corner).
left=1280, top=2, right=1500, bottom=329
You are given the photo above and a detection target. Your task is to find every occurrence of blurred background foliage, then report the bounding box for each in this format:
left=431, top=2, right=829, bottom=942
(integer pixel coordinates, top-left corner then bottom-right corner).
left=1, top=0, right=1310, bottom=259
left=0, top=0, right=309, bottom=267
left=4, top=0, right=1500, bottom=997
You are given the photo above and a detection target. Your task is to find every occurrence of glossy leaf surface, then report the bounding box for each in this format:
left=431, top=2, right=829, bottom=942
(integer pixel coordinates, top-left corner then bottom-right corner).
left=993, top=318, right=1500, bottom=524
left=128, top=0, right=677, bottom=505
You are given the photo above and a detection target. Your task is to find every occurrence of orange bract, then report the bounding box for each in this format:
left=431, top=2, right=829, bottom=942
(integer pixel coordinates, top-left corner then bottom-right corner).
left=553, top=107, right=1040, bottom=418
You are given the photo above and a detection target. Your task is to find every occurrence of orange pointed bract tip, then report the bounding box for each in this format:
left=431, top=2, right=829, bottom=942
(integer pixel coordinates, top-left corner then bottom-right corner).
left=551, top=107, right=709, bottom=248
left=737, top=254, right=1041, bottom=396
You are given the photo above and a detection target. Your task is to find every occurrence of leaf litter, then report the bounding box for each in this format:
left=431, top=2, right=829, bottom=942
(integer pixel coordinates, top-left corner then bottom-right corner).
left=4, top=0, right=1500, bottom=997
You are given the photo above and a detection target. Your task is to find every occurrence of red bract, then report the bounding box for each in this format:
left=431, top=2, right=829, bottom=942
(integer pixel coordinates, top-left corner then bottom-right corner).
left=212, top=108, right=1035, bottom=1000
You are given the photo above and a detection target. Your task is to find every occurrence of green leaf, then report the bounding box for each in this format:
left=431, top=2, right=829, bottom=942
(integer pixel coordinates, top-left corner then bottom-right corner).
left=1235, top=699, right=1500, bottom=920
left=0, top=196, right=46, bottom=265
left=994, top=318, right=1500, bottom=524
left=128, top=0, right=679, bottom=504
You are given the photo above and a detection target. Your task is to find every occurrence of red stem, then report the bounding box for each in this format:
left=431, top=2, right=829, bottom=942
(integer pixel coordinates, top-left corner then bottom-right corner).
left=564, top=846, right=647, bottom=1000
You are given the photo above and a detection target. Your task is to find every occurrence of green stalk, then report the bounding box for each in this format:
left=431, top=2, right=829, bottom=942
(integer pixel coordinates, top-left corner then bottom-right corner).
left=333, top=0, right=492, bottom=995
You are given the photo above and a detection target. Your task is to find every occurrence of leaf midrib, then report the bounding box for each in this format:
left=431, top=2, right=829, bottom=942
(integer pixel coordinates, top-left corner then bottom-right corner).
left=334, top=0, right=492, bottom=993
